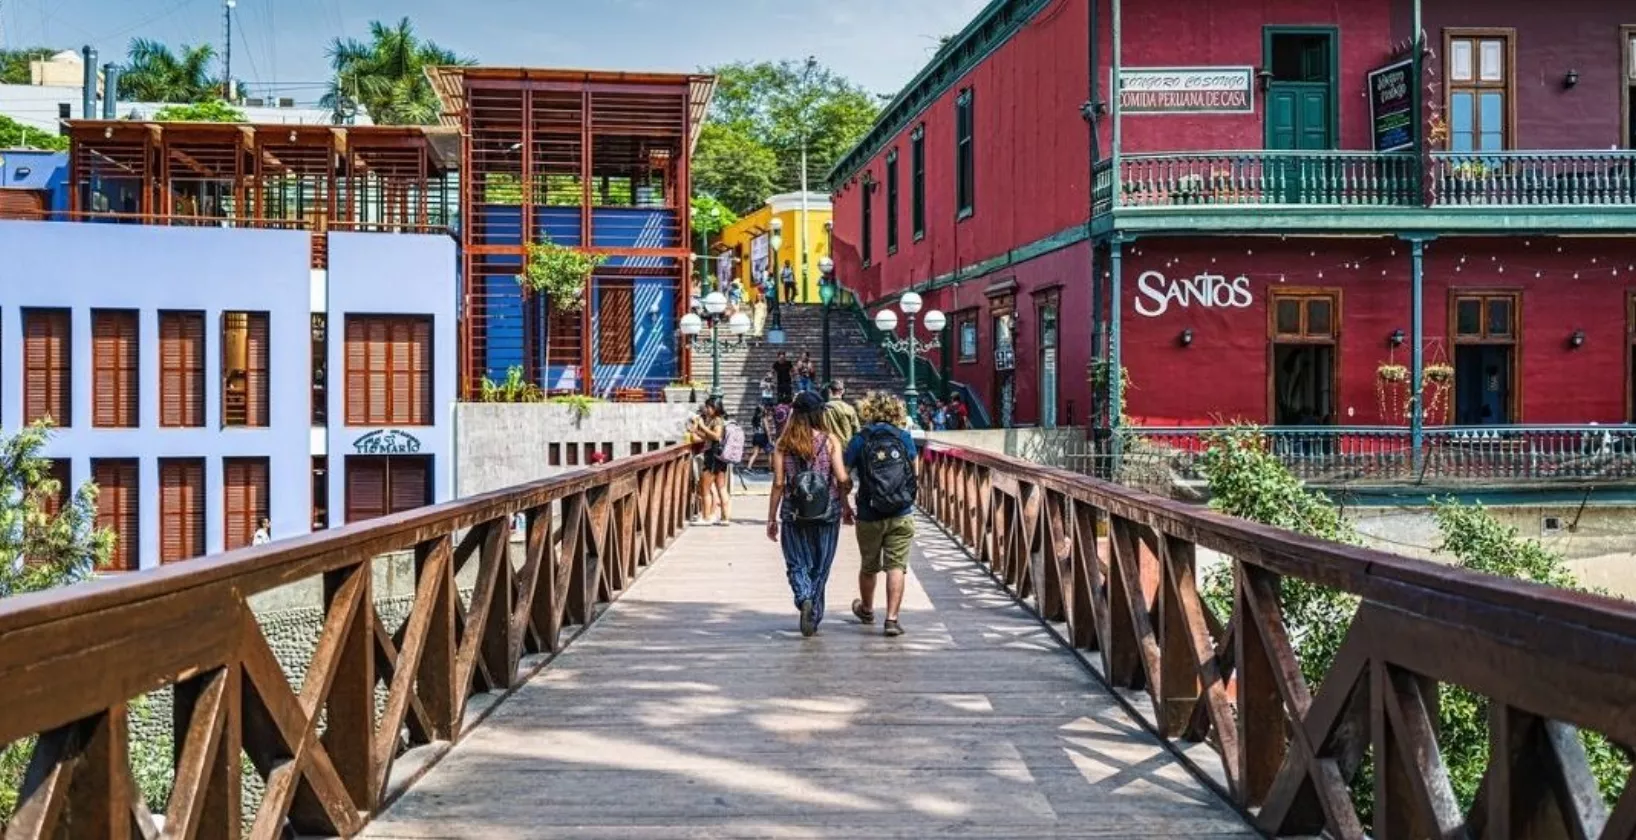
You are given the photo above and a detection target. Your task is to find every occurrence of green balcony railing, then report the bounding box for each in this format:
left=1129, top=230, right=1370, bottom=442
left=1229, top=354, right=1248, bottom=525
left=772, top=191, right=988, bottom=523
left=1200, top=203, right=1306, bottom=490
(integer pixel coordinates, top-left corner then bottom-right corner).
left=1430, top=150, right=1636, bottom=207
left=1116, top=151, right=1421, bottom=208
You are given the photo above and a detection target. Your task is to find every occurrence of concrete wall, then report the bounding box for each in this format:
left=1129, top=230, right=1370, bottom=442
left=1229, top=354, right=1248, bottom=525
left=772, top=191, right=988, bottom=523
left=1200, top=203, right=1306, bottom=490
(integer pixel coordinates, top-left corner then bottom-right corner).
left=454, top=402, right=697, bottom=496
left=325, top=231, right=460, bottom=514
left=927, top=426, right=1093, bottom=462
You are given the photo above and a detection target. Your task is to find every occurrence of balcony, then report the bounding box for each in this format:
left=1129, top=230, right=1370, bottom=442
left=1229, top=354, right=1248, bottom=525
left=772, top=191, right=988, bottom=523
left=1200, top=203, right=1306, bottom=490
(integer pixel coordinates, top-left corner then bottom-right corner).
left=1093, top=150, right=1636, bottom=235
left=1068, top=425, right=1636, bottom=488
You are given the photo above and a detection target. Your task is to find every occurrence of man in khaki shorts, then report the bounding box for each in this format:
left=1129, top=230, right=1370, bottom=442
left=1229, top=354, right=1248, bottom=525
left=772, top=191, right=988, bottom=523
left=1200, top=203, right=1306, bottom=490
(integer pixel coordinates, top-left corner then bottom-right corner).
left=845, top=392, right=918, bottom=637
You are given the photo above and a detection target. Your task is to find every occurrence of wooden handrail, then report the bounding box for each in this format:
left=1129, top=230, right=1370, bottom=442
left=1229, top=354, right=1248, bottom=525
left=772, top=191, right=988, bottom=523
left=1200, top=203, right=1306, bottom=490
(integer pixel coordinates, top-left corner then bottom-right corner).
left=0, top=445, right=693, bottom=838
left=920, top=441, right=1636, bottom=838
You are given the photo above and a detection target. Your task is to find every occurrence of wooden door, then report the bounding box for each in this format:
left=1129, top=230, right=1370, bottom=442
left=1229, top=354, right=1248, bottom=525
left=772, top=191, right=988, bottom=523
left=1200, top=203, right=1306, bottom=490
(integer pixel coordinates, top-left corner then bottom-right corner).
left=224, top=457, right=269, bottom=550
left=159, top=459, right=205, bottom=563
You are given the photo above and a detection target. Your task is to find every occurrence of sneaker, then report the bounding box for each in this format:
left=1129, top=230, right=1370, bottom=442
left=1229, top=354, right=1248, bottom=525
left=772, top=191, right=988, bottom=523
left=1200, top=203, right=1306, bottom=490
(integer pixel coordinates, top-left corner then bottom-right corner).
left=883, top=619, right=904, bottom=637
left=715, top=518, right=731, bottom=527
left=851, top=599, right=875, bottom=624
left=799, top=599, right=817, bottom=637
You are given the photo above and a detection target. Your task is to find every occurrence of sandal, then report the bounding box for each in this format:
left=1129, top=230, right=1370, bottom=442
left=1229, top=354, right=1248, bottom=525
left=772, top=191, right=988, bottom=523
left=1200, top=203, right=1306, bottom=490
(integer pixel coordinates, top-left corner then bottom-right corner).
left=851, top=599, right=875, bottom=624
left=884, top=619, right=904, bottom=637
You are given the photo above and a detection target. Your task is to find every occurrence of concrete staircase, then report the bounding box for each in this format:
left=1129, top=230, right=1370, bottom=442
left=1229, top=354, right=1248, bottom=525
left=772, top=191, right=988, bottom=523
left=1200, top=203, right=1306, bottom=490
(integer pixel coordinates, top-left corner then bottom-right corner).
left=689, top=305, right=907, bottom=423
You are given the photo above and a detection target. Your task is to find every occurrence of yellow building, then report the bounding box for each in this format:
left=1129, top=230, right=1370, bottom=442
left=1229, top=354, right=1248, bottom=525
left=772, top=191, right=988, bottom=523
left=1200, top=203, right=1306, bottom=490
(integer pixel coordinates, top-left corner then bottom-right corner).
left=714, top=191, right=834, bottom=305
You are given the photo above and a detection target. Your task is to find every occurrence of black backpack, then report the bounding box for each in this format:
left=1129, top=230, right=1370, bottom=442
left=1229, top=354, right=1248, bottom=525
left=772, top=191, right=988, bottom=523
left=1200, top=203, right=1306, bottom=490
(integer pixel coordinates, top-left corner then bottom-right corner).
left=858, top=425, right=917, bottom=515
left=787, top=436, right=834, bottom=523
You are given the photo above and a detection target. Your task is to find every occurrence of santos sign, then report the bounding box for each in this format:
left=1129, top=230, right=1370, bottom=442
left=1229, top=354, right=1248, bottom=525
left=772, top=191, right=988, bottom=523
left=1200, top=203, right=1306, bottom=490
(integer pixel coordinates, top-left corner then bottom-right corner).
left=1133, top=271, right=1253, bottom=317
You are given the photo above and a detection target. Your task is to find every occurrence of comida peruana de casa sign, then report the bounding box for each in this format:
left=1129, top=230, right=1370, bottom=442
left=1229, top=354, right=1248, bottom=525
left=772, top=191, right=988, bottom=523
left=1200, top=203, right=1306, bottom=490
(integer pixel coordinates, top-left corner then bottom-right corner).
left=353, top=429, right=424, bottom=455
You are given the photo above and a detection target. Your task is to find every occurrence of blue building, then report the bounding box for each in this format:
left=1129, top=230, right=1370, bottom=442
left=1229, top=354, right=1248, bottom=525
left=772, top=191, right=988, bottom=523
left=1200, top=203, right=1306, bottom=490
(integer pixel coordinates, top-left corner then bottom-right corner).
left=0, top=149, right=69, bottom=219
left=0, top=122, right=457, bottom=570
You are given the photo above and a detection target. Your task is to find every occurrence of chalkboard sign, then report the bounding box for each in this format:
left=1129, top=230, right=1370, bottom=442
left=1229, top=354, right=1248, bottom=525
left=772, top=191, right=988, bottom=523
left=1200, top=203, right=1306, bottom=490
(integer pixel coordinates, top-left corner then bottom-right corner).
left=1368, top=58, right=1416, bottom=152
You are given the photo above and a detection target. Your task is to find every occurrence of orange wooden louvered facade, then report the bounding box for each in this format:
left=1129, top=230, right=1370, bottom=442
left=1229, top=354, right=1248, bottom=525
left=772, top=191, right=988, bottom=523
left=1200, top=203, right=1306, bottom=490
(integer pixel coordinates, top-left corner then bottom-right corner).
left=0, top=189, right=47, bottom=220
left=92, top=459, right=139, bottom=571
left=159, top=311, right=206, bottom=427
left=344, top=455, right=430, bottom=524
left=23, top=308, right=71, bottom=427
left=158, top=458, right=205, bottom=563
left=91, top=310, right=139, bottom=428
left=344, top=316, right=432, bottom=426
left=223, top=457, right=269, bottom=551
left=598, top=282, right=636, bottom=366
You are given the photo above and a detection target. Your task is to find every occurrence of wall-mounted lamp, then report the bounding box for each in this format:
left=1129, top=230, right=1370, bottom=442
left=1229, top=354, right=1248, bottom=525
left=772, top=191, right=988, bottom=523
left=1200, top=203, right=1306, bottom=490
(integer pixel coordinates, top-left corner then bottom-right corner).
left=1178, top=328, right=1194, bottom=348
left=1570, top=329, right=1586, bottom=349
left=1564, top=69, right=1580, bottom=89
left=1389, top=329, right=1406, bottom=348
left=1255, top=69, right=1275, bottom=92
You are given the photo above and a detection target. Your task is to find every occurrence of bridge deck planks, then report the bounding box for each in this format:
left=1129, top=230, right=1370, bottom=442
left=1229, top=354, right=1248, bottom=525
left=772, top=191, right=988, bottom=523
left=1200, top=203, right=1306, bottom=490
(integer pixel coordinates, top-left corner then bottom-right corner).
left=364, top=514, right=1257, bottom=839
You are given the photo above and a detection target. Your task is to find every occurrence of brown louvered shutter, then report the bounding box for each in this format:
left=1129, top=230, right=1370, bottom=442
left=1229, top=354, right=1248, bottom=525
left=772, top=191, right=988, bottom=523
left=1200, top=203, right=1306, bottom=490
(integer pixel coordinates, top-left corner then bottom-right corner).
left=387, top=456, right=430, bottom=515
left=92, top=459, right=139, bottom=571
left=159, top=458, right=205, bottom=563
left=368, top=318, right=389, bottom=423
left=159, top=311, right=205, bottom=427
left=346, top=457, right=387, bottom=523
left=92, top=310, right=139, bottom=428
left=40, top=459, right=72, bottom=518
left=408, top=318, right=431, bottom=424
left=23, top=309, right=71, bottom=427
left=244, top=313, right=270, bottom=427
left=223, top=457, right=269, bottom=550
left=345, top=317, right=368, bottom=424
left=0, top=189, right=46, bottom=220
left=598, top=283, right=635, bottom=365
left=389, top=319, right=413, bottom=424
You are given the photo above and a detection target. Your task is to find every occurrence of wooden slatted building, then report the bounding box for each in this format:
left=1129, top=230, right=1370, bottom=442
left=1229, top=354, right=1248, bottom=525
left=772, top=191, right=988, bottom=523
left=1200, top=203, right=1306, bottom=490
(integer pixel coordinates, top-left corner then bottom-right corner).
left=425, top=67, right=715, bottom=398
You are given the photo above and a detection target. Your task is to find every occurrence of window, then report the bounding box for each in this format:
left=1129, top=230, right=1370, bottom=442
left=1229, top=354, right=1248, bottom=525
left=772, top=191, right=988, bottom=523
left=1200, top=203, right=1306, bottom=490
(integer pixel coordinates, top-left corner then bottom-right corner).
left=312, top=455, right=330, bottom=531
left=1446, top=30, right=1513, bottom=152
left=345, top=315, right=433, bottom=426
left=91, top=310, right=139, bottom=428
left=23, top=308, right=71, bottom=426
left=956, top=312, right=979, bottom=363
left=1624, top=27, right=1636, bottom=149
left=159, top=311, right=205, bottom=428
left=1269, top=290, right=1341, bottom=427
left=860, top=176, right=874, bottom=265
left=159, top=458, right=205, bottom=563
left=955, top=88, right=975, bottom=218
left=1451, top=291, right=1519, bottom=425
left=345, top=455, right=431, bottom=523
left=222, top=311, right=269, bottom=427
left=885, top=150, right=900, bottom=255
left=598, top=282, right=635, bottom=365
left=92, top=458, right=139, bottom=571
left=224, top=457, right=269, bottom=550
left=910, top=125, right=926, bottom=240
left=311, top=313, right=328, bottom=425
left=1272, top=293, right=1338, bottom=340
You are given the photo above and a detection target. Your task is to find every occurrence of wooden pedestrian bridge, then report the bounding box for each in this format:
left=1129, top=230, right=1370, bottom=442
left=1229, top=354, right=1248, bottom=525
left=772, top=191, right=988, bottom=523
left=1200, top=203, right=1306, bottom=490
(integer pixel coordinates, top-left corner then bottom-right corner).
left=4, top=443, right=1636, bottom=839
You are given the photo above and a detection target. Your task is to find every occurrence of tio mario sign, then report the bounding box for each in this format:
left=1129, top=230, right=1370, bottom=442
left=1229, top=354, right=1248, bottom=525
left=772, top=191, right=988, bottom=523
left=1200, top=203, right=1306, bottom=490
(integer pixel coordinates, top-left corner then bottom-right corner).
left=353, top=429, right=423, bottom=455
left=1134, top=271, right=1253, bottom=317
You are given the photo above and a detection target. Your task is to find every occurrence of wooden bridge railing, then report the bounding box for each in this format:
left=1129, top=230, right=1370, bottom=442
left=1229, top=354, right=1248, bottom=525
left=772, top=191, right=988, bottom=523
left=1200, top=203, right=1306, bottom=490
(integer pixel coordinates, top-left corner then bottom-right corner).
left=0, top=445, right=692, bottom=839
left=921, top=442, right=1636, bottom=839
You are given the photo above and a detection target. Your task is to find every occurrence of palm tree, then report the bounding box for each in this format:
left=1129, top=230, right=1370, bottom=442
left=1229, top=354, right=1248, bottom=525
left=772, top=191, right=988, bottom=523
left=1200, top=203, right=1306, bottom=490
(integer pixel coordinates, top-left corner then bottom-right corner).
left=120, top=39, right=220, bottom=103
left=322, top=18, right=473, bottom=126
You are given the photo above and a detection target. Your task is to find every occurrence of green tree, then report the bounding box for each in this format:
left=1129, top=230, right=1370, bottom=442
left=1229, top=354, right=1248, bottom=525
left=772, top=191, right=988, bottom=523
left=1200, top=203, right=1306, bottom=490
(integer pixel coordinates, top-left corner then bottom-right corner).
left=322, top=18, right=473, bottom=125
left=0, top=422, right=115, bottom=820
left=0, top=114, right=68, bottom=151
left=151, top=99, right=247, bottom=123
left=690, top=194, right=737, bottom=240
left=120, top=39, right=221, bottom=103
left=1196, top=427, right=1631, bottom=827
left=694, top=58, right=880, bottom=215
left=0, top=47, right=59, bottom=85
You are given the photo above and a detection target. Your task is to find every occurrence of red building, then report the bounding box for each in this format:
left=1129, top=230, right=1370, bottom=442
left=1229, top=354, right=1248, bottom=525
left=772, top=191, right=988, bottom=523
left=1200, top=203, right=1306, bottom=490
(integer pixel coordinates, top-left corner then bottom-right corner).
left=830, top=0, right=1636, bottom=448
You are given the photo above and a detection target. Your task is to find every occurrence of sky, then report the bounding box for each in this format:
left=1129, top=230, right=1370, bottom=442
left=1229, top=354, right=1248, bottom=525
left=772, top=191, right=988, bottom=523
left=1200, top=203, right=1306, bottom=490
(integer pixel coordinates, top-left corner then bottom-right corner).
left=2, top=0, right=990, bottom=104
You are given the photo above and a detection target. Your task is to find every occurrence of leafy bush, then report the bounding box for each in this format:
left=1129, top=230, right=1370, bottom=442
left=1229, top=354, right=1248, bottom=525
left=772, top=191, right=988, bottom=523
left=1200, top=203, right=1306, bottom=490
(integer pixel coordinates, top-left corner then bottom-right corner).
left=519, top=235, right=607, bottom=312
left=479, top=366, right=544, bottom=403
left=150, top=99, right=247, bottom=123
left=1196, top=426, right=1631, bottom=828
left=548, top=394, right=598, bottom=422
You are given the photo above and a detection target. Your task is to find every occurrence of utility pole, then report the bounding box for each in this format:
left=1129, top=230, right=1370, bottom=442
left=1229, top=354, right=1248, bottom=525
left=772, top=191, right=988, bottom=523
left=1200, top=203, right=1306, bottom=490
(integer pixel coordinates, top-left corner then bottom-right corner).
left=222, top=0, right=236, bottom=101
left=797, top=56, right=816, bottom=306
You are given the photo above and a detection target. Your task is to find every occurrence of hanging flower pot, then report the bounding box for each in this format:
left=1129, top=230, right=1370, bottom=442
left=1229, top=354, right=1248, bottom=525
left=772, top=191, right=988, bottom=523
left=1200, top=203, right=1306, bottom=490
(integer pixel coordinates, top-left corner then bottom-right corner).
left=1424, top=363, right=1454, bottom=385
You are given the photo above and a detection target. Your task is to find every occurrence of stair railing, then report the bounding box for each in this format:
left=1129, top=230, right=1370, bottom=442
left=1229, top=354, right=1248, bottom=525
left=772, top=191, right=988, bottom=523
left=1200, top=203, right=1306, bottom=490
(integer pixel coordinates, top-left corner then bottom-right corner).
left=835, top=284, right=990, bottom=429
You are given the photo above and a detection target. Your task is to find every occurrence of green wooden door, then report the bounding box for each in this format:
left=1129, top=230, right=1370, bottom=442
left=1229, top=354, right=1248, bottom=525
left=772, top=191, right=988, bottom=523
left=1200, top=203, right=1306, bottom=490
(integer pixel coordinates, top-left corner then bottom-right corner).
left=1266, top=85, right=1333, bottom=202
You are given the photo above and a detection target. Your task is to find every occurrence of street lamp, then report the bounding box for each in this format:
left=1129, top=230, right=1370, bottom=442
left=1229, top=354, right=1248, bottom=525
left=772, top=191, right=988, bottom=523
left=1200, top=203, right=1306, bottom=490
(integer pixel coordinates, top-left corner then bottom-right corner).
left=873, top=291, right=945, bottom=426
left=680, top=291, right=751, bottom=399
left=818, top=255, right=836, bottom=382
left=767, top=217, right=785, bottom=341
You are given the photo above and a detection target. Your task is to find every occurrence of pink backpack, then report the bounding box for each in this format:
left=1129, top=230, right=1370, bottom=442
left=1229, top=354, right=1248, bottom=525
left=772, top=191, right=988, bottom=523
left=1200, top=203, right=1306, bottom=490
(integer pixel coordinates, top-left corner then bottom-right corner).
left=721, top=421, right=746, bottom=464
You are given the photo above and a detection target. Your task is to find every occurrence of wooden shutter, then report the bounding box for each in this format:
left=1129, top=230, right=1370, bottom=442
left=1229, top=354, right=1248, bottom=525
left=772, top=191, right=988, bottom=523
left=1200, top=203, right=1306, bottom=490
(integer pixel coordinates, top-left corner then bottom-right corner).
left=345, top=317, right=368, bottom=425
left=598, top=283, right=635, bottom=365
left=23, top=309, right=71, bottom=426
left=40, top=459, right=71, bottom=518
left=387, top=457, right=430, bottom=515
left=159, top=312, right=205, bottom=427
left=346, top=456, right=387, bottom=523
left=159, top=459, right=205, bottom=563
left=0, top=189, right=46, bottom=220
left=390, top=319, right=413, bottom=424
left=346, top=316, right=433, bottom=425
left=223, top=457, right=269, bottom=550
left=407, top=318, right=431, bottom=425
left=245, top=313, right=269, bottom=427
left=92, top=310, right=139, bottom=428
left=92, top=459, right=139, bottom=571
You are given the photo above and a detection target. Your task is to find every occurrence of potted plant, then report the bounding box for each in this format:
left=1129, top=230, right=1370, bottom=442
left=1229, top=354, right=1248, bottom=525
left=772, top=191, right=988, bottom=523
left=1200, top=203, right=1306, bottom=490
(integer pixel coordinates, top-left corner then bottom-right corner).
left=518, top=234, right=607, bottom=312
left=664, top=381, right=702, bottom=403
